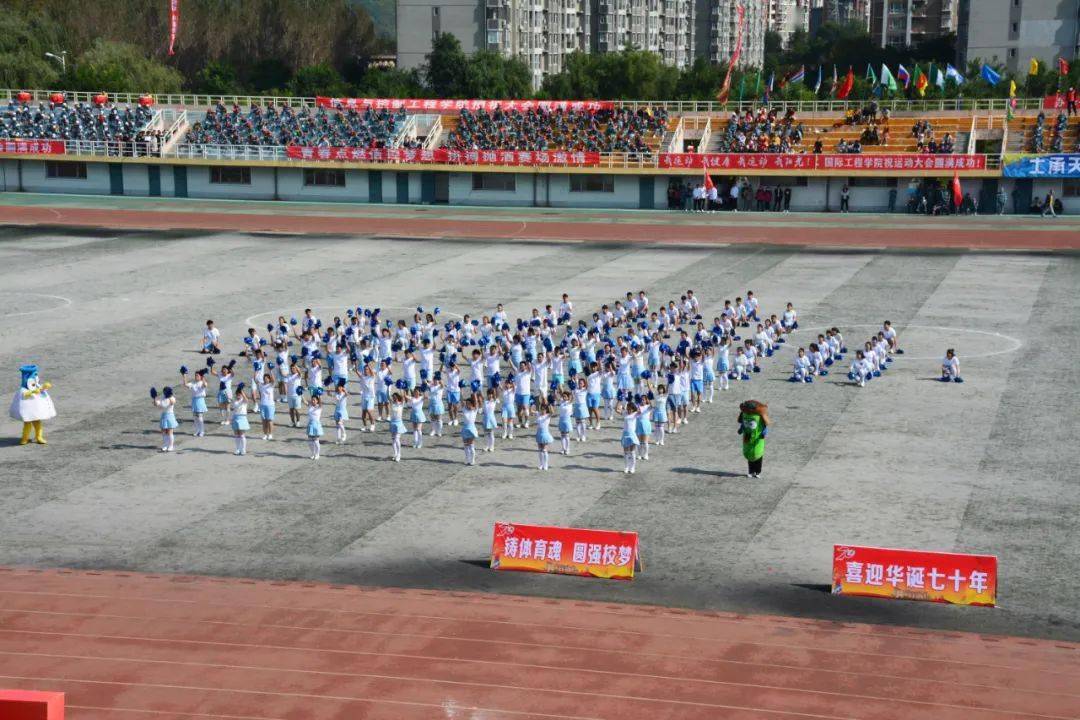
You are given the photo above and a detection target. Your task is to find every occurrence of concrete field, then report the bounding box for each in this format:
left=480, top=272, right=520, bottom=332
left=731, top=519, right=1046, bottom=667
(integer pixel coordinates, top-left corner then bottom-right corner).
left=1, top=226, right=1078, bottom=643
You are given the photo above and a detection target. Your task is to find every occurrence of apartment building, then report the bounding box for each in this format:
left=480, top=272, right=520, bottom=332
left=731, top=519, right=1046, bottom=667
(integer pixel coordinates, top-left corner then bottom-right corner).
left=868, top=0, right=957, bottom=48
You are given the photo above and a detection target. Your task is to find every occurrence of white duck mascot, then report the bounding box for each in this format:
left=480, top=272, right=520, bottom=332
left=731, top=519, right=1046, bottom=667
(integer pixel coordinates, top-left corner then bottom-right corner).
left=10, top=364, right=56, bottom=445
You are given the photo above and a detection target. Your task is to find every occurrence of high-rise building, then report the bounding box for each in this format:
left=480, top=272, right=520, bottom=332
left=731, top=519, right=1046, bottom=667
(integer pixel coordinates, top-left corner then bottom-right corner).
left=397, top=0, right=700, bottom=90
left=695, top=0, right=767, bottom=68
left=957, top=0, right=1080, bottom=74
left=822, top=0, right=870, bottom=28
left=868, top=0, right=957, bottom=48
left=768, top=0, right=812, bottom=47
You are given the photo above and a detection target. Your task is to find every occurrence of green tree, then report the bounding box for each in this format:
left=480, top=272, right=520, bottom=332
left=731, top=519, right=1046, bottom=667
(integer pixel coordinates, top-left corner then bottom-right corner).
left=356, top=67, right=426, bottom=98
left=675, top=57, right=725, bottom=100
left=290, top=63, right=349, bottom=97
left=462, top=51, right=532, bottom=99
left=193, top=61, right=241, bottom=95
left=0, top=8, right=64, bottom=89
left=68, top=39, right=183, bottom=93
left=424, top=33, right=469, bottom=98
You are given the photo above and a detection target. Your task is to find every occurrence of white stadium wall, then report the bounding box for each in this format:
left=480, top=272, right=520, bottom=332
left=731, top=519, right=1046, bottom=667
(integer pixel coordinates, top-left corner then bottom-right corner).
left=0, top=160, right=1074, bottom=215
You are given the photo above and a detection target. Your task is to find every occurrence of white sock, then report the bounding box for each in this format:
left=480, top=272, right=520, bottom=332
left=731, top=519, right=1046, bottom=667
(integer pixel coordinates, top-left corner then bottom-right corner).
left=640, top=440, right=648, bottom=459
left=233, top=436, right=242, bottom=453
left=707, top=384, right=715, bottom=402
left=312, top=438, right=320, bottom=458
left=337, top=424, right=346, bottom=443
left=393, top=436, right=401, bottom=460
left=194, top=415, right=204, bottom=435
left=657, top=426, right=665, bottom=444
left=538, top=449, right=545, bottom=468
left=561, top=435, right=570, bottom=454
left=414, top=428, right=422, bottom=448
left=435, top=419, right=443, bottom=435
left=239, top=435, right=247, bottom=454
left=624, top=450, right=633, bottom=471
left=487, top=431, right=495, bottom=451
left=166, top=433, right=175, bottom=451
left=628, top=451, right=637, bottom=472
left=309, top=439, right=318, bottom=457
left=542, top=449, right=549, bottom=469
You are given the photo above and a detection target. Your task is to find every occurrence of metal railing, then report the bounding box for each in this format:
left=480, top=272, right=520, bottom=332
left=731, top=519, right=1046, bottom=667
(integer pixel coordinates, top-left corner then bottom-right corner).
left=2, top=87, right=1050, bottom=116
left=422, top=115, right=443, bottom=150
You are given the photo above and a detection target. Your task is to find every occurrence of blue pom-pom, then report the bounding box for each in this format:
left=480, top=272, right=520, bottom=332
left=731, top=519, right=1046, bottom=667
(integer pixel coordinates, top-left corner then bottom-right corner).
left=641, top=370, right=652, bottom=379
left=323, top=376, right=333, bottom=387
left=740, top=373, right=750, bottom=381
left=236, top=382, right=246, bottom=391
left=296, top=386, right=304, bottom=396
left=243, top=337, right=253, bottom=346
left=458, top=379, right=467, bottom=388
left=820, top=370, right=828, bottom=376
left=395, top=379, right=407, bottom=390
left=227, top=359, right=236, bottom=369
left=873, top=371, right=882, bottom=377
left=848, top=372, right=856, bottom=380
left=954, top=377, right=964, bottom=383
left=824, top=358, right=833, bottom=366
left=789, top=376, right=799, bottom=383
left=470, top=379, right=481, bottom=392
left=753, top=366, right=762, bottom=373
left=314, top=320, right=322, bottom=329
left=312, top=387, right=324, bottom=398
left=417, top=306, right=424, bottom=313
left=219, top=381, right=226, bottom=391
left=179, top=365, right=188, bottom=375
left=940, top=376, right=950, bottom=382
left=805, top=376, right=813, bottom=383
left=259, top=339, right=267, bottom=346
left=266, top=323, right=273, bottom=332
left=290, top=317, right=298, bottom=325
left=163, top=386, right=173, bottom=398
left=383, top=376, right=393, bottom=386
left=434, top=306, right=440, bottom=315
left=149, top=387, right=158, bottom=399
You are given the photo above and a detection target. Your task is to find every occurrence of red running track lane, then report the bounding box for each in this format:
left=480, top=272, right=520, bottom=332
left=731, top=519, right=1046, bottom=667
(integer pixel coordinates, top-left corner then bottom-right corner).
left=3, top=205, right=1080, bottom=250
left=0, top=568, right=1078, bottom=719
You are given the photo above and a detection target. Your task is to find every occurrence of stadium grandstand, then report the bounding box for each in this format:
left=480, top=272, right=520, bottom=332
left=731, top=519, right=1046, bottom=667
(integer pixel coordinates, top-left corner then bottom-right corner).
left=0, top=89, right=1076, bottom=215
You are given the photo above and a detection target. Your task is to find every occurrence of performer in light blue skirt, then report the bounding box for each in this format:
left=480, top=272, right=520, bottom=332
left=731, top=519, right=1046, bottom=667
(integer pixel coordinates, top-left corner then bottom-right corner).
left=306, top=390, right=324, bottom=460
left=534, top=401, right=554, bottom=470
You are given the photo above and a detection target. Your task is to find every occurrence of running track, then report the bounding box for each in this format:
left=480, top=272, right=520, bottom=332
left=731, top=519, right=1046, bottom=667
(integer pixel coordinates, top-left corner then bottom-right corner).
left=1, top=568, right=1078, bottom=719
left=2, top=201, right=1079, bottom=250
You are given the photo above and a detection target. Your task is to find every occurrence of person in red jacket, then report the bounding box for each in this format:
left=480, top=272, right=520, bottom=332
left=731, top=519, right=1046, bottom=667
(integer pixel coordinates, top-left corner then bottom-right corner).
left=1067, top=87, right=1077, bottom=117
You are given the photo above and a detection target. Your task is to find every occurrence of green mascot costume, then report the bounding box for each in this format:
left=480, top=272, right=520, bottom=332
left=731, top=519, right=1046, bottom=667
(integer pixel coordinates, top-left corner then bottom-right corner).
left=737, top=400, right=769, bottom=478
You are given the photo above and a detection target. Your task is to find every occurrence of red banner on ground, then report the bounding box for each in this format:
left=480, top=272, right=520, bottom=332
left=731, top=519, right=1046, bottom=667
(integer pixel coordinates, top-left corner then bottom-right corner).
left=0, top=140, right=66, bottom=155
left=285, top=145, right=600, bottom=166
left=0, top=689, right=65, bottom=720
left=316, top=97, right=615, bottom=112
left=659, top=153, right=987, bottom=172
left=490, top=521, right=639, bottom=580
left=832, top=544, right=997, bottom=606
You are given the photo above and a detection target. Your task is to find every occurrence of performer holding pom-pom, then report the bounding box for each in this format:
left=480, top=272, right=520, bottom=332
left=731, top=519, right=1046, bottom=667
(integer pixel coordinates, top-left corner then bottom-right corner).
left=10, top=365, right=56, bottom=445
left=941, top=349, right=963, bottom=383
left=150, top=386, right=178, bottom=452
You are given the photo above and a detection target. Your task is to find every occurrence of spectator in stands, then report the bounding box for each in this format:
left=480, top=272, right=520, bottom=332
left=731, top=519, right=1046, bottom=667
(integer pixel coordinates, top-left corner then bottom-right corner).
left=729, top=181, right=740, bottom=212
left=445, top=106, right=667, bottom=155
left=1, top=98, right=154, bottom=146
left=839, top=185, right=850, bottom=213
left=813, top=139, right=823, bottom=154
left=782, top=186, right=792, bottom=213
left=717, top=106, right=804, bottom=155
left=1067, top=87, right=1077, bottom=117
left=1031, top=112, right=1046, bottom=153
left=184, top=102, right=416, bottom=149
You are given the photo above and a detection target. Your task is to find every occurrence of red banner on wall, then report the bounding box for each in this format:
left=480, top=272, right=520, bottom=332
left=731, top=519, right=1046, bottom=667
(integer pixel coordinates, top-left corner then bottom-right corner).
left=286, top=145, right=600, bottom=167
left=316, top=96, right=615, bottom=113
left=491, top=521, right=639, bottom=580
left=660, top=153, right=987, bottom=172
left=0, top=140, right=66, bottom=155
left=1043, top=93, right=1067, bottom=109
left=832, top=544, right=997, bottom=606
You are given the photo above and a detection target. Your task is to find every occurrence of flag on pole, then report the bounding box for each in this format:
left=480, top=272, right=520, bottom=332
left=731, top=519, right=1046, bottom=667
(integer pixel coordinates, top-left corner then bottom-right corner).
left=980, top=63, right=1002, bottom=86
left=755, top=71, right=762, bottom=95
left=716, top=3, right=745, bottom=105
left=951, top=171, right=962, bottom=209
left=789, top=65, right=805, bottom=84
left=829, top=64, right=838, bottom=96
left=1009, top=79, right=1017, bottom=97
left=837, top=66, right=854, bottom=99
left=814, top=65, right=823, bottom=93
left=897, top=64, right=911, bottom=89
left=168, top=0, right=180, bottom=56
left=866, top=63, right=877, bottom=84
left=945, top=63, right=965, bottom=84
left=881, top=64, right=898, bottom=92
left=914, top=65, right=928, bottom=96
left=704, top=160, right=715, bottom=192
left=1059, top=57, right=1071, bottom=75
left=767, top=72, right=775, bottom=92
left=1029, top=58, right=1039, bottom=75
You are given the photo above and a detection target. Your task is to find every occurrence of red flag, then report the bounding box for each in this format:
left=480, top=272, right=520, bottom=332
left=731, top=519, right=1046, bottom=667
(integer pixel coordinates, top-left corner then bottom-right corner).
left=951, top=171, right=962, bottom=208
left=704, top=160, right=715, bottom=192
left=716, top=3, right=745, bottom=105
left=168, top=0, right=180, bottom=56
left=1059, top=57, right=1070, bottom=75
left=837, top=67, right=855, bottom=99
